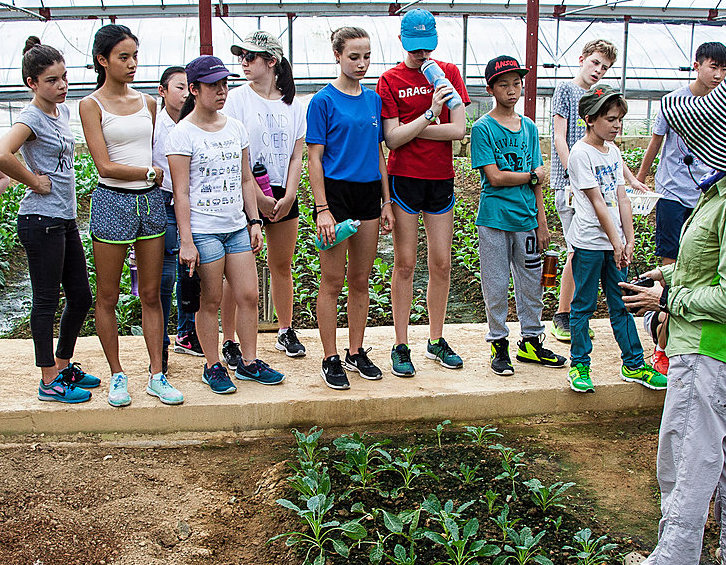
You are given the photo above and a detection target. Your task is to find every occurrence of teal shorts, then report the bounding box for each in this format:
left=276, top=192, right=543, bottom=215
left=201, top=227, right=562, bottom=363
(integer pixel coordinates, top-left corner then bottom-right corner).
left=90, top=184, right=166, bottom=244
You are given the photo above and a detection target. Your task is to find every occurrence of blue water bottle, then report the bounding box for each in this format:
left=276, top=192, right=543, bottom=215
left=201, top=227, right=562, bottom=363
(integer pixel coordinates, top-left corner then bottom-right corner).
left=315, top=219, right=361, bottom=251
left=420, top=60, right=463, bottom=111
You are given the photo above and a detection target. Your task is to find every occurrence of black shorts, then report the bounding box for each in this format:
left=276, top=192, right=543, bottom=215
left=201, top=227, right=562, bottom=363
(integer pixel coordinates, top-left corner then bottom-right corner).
left=259, top=184, right=300, bottom=226
left=655, top=197, right=693, bottom=260
left=313, top=177, right=382, bottom=223
left=390, top=175, right=455, bottom=215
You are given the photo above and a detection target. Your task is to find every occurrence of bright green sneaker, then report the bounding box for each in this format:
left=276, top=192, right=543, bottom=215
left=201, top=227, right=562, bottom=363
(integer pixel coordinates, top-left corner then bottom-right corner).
left=568, top=363, right=594, bottom=393
left=621, top=363, right=667, bottom=390
left=425, top=337, right=463, bottom=369
left=391, top=344, right=415, bottom=377
left=551, top=313, right=571, bottom=342
left=516, top=335, right=567, bottom=368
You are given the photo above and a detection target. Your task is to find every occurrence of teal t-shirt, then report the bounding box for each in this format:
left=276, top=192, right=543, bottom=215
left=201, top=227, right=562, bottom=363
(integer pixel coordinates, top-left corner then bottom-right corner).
left=471, top=113, right=542, bottom=231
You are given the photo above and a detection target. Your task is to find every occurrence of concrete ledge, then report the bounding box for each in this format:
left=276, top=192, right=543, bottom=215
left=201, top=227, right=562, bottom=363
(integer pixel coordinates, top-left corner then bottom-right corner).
left=0, top=320, right=664, bottom=435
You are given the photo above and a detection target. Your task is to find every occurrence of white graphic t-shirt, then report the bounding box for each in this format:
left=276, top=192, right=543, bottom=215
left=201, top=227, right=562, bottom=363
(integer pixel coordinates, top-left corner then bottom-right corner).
left=567, top=139, right=626, bottom=250
left=225, top=83, right=306, bottom=187
left=166, top=116, right=250, bottom=234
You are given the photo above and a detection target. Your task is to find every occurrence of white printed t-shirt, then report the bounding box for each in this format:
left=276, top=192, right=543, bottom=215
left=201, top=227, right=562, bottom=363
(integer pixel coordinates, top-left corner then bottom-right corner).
left=166, top=116, right=250, bottom=234
left=224, top=83, right=306, bottom=187
left=567, top=139, right=626, bottom=250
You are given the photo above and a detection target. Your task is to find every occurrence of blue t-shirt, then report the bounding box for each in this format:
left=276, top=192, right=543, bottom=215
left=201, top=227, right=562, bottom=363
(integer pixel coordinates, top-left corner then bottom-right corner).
left=471, top=113, right=543, bottom=231
left=305, top=84, right=383, bottom=183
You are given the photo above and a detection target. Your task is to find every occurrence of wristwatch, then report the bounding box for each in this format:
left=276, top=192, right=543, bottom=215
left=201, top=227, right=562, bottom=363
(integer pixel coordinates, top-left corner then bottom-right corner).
left=424, top=109, right=437, bottom=123
left=529, top=170, right=539, bottom=186
left=248, top=218, right=263, bottom=227
left=146, top=166, right=156, bottom=183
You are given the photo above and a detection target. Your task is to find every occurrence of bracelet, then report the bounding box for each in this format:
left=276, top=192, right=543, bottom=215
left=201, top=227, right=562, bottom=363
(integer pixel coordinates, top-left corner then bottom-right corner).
left=248, top=218, right=263, bottom=227
left=381, top=200, right=392, bottom=209
left=316, top=207, right=330, bottom=214
left=314, top=203, right=328, bottom=209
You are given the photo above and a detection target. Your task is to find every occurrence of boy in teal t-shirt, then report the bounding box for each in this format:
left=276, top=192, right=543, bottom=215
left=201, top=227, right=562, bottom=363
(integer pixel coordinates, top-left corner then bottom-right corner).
left=471, top=56, right=566, bottom=376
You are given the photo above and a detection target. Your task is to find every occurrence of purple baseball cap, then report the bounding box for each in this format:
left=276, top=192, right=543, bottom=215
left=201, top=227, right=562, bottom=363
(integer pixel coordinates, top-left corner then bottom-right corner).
left=185, top=55, right=239, bottom=84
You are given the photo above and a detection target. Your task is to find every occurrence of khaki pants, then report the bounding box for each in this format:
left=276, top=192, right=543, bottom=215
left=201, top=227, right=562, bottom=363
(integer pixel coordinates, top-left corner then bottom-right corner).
left=645, top=353, right=726, bottom=564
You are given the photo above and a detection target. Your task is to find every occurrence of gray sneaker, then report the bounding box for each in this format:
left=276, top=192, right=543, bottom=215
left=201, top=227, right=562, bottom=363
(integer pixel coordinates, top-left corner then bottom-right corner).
left=108, top=372, right=131, bottom=407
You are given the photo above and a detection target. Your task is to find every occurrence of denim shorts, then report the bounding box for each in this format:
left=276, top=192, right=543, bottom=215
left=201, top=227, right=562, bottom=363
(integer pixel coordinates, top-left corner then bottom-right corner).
left=90, top=184, right=166, bottom=244
left=192, top=227, right=252, bottom=264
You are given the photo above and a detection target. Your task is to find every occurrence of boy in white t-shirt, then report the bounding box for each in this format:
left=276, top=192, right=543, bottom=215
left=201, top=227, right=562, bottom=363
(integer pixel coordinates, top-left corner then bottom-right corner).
left=566, top=85, right=666, bottom=394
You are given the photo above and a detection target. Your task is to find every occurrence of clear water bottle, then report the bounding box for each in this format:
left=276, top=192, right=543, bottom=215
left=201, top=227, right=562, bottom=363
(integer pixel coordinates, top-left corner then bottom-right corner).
left=252, top=162, right=274, bottom=198
left=420, top=60, right=463, bottom=111
left=315, top=219, right=361, bottom=251
left=128, top=247, right=139, bottom=297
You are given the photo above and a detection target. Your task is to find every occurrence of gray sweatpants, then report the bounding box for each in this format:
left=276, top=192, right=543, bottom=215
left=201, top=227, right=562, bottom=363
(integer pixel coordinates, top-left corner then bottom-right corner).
left=477, top=226, right=545, bottom=342
left=644, top=353, right=726, bottom=565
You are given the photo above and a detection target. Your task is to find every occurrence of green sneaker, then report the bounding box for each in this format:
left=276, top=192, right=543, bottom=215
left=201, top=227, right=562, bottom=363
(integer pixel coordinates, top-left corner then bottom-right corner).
left=425, top=337, right=463, bottom=369
left=568, top=363, right=594, bottom=393
left=551, top=312, right=571, bottom=342
left=391, top=344, right=415, bottom=377
left=516, top=335, right=567, bottom=368
left=621, top=363, right=667, bottom=390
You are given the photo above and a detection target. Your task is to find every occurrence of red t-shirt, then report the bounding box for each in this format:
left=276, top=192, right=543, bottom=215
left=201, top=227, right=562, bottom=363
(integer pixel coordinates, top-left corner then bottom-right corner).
left=377, top=60, right=470, bottom=180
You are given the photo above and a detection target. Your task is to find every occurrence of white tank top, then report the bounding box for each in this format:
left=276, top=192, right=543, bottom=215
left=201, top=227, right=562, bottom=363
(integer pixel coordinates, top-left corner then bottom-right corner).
left=89, top=93, right=154, bottom=190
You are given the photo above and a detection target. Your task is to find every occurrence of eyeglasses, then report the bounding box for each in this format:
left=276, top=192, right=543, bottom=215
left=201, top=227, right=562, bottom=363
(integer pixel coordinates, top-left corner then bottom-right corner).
left=237, top=51, right=258, bottom=63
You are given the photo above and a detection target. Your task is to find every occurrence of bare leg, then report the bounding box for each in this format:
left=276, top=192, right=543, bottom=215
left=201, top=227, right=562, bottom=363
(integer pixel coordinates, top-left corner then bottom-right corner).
left=345, top=220, right=380, bottom=351
left=223, top=251, right=260, bottom=362
left=391, top=204, right=419, bottom=345
left=220, top=278, right=237, bottom=343
left=422, top=210, right=454, bottom=341
left=557, top=251, right=575, bottom=314
left=265, top=219, right=298, bottom=329
left=92, top=240, right=128, bottom=374
left=196, top=257, right=225, bottom=367
left=317, top=241, right=348, bottom=359
left=134, top=235, right=165, bottom=375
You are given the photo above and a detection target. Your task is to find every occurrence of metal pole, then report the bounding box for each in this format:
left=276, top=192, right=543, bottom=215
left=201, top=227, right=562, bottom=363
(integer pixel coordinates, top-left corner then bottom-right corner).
left=688, top=22, right=695, bottom=80
left=462, top=14, right=468, bottom=87
left=524, top=0, right=539, bottom=120
left=287, top=13, right=294, bottom=68
left=199, top=0, right=213, bottom=55
left=621, top=16, right=630, bottom=96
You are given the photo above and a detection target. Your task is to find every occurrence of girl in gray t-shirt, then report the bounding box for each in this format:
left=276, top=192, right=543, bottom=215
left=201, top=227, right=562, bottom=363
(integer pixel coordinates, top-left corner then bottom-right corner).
left=0, top=37, right=96, bottom=403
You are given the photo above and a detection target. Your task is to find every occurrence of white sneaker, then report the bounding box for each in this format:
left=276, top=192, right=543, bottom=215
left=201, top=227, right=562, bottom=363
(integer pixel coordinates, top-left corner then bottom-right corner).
left=108, top=373, right=131, bottom=407
left=146, top=372, right=184, bottom=405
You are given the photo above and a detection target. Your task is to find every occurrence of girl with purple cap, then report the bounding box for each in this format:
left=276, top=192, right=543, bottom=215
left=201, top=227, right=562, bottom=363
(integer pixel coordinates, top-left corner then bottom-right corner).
left=80, top=24, right=183, bottom=408
left=167, top=56, right=285, bottom=395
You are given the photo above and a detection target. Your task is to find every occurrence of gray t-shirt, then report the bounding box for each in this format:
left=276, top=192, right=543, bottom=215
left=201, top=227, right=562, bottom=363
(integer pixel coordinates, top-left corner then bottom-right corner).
left=653, top=85, right=709, bottom=209
left=550, top=81, right=587, bottom=191
left=17, top=103, right=76, bottom=219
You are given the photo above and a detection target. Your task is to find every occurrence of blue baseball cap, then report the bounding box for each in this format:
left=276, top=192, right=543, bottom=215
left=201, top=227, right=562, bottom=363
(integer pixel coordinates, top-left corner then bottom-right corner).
left=185, top=55, right=239, bottom=84
left=400, top=9, right=438, bottom=52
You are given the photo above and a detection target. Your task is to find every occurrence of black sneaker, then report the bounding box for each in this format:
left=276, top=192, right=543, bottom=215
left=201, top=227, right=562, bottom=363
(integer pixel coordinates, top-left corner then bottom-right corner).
left=516, top=335, right=568, bottom=368
left=222, top=340, right=243, bottom=369
left=343, top=347, right=383, bottom=380
left=275, top=328, right=306, bottom=357
left=490, top=338, right=514, bottom=376
left=162, top=348, right=169, bottom=375
left=174, top=330, right=205, bottom=356
left=321, top=355, right=350, bottom=390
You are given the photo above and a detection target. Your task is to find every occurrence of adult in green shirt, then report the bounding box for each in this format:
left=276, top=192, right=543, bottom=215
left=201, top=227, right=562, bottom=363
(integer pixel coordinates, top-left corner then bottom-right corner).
left=621, top=82, right=726, bottom=565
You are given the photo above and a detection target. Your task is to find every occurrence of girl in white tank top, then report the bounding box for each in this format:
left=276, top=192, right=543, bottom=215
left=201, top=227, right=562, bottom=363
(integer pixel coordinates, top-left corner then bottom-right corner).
left=80, top=24, right=184, bottom=408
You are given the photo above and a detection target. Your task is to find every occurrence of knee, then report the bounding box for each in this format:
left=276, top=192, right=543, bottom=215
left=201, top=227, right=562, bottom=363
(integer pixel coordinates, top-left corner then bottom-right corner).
left=394, top=260, right=416, bottom=281
left=138, top=287, right=162, bottom=309
left=95, top=288, right=120, bottom=310
left=320, top=272, right=345, bottom=296
left=268, top=255, right=292, bottom=280
left=68, top=287, right=93, bottom=314
left=237, top=287, right=258, bottom=310
left=347, top=272, right=370, bottom=294
left=200, top=293, right=222, bottom=313
left=429, top=255, right=451, bottom=279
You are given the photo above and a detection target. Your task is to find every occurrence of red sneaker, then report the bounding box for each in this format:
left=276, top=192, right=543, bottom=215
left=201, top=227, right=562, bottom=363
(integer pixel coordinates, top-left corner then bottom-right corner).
left=652, top=347, right=669, bottom=375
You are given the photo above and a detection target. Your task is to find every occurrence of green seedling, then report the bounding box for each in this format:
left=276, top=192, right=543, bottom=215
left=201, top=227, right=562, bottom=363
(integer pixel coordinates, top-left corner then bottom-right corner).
left=287, top=467, right=330, bottom=502
left=434, top=419, right=452, bottom=449
left=291, top=427, right=328, bottom=471
left=464, top=425, right=503, bottom=447
left=369, top=508, right=427, bottom=565
left=491, top=504, right=521, bottom=542
left=333, top=432, right=392, bottom=496
left=493, top=526, right=553, bottom=565
left=448, top=463, right=483, bottom=485
left=382, top=446, right=439, bottom=495
left=523, top=479, right=575, bottom=513
left=422, top=509, right=500, bottom=565
left=563, top=528, right=618, bottom=565
left=482, top=489, right=501, bottom=514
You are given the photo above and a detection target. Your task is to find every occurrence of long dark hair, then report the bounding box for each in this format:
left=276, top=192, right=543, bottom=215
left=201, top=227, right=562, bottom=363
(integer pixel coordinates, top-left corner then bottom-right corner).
left=92, top=24, right=139, bottom=89
left=255, top=52, right=295, bottom=105
left=21, top=36, right=64, bottom=87
left=159, top=66, right=185, bottom=109
left=179, top=81, right=199, bottom=120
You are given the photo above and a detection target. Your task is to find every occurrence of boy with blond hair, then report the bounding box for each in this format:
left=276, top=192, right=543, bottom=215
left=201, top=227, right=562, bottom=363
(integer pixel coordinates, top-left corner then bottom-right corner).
left=550, top=39, right=648, bottom=342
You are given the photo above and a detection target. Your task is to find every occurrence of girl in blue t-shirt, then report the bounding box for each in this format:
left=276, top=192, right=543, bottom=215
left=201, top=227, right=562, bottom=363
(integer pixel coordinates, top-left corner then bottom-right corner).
left=306, top=26, right=395, bottom=390
left=0, top=37, right=96, bottom=403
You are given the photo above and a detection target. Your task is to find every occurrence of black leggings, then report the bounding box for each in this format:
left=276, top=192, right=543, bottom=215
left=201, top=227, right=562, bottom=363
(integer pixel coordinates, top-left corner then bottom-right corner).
left=18, top=215, right=93, bottom=367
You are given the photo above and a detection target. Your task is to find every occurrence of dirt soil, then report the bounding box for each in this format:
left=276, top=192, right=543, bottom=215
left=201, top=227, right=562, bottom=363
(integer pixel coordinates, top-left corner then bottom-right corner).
left=0, top=411, right=720, bottom=565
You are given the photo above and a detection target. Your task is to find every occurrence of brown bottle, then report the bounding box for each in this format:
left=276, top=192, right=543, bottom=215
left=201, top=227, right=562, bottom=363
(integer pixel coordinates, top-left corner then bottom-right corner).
left=542, top=251, right=559, bottom=287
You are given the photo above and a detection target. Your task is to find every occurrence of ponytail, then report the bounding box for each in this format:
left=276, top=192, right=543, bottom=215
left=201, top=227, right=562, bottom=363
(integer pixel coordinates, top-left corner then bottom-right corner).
left=275, top=56, right=296, bottom=105
left=179, top=82, right=198, bottom=120
left=92, top=24, right=138, bottom=90
left=21, top=36, right=64, bottom=87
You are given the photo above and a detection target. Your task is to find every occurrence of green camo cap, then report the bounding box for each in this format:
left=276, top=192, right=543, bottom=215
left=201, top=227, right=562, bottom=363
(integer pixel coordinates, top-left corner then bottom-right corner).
left=231, top=30, right=284, bottom=62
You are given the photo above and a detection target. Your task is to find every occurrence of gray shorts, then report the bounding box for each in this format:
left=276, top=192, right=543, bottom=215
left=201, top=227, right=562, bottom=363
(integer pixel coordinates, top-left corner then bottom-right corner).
left=554, top=189, right=574, bottom=253
left=90, top=185, right=167, bottom=244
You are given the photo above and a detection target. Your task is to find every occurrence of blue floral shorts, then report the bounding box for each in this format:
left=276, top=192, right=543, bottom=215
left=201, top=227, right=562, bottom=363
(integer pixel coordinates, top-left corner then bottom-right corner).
left=90, top=184, right=166, bottom=244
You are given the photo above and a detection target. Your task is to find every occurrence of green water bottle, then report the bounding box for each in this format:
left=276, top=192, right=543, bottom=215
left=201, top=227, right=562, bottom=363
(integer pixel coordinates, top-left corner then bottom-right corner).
left=315, top=219, right=361, bottom=251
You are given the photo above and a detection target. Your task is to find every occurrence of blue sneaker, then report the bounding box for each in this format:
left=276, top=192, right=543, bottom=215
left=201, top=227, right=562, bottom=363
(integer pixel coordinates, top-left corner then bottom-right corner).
left=235, top=359, right=285, bottom=385
left=60, top=362, right=101, bottom=389
left=108, top=372, right=131, bottom=407
left=38, top=374, right=92, bottom=403
left=202, top=362, right=237, bottom=394
left=146, top=372, right=184, bottom=405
